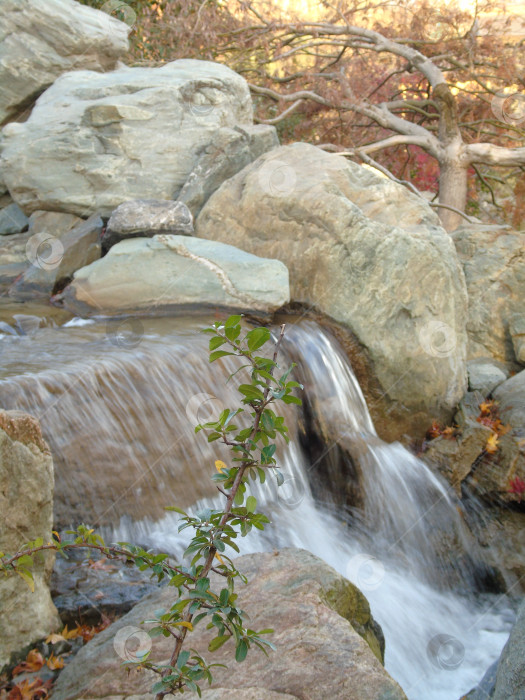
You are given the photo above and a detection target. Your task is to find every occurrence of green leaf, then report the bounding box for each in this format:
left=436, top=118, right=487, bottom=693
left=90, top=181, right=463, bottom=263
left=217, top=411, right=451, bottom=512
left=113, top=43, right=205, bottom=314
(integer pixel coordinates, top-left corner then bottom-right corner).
left=209, top=336, right=228, bottom=351
left=224, top=315, right=242, bottom=328
left=246, top=495, right=257, bottom=513
left=208, top=634, right=230, bottom=652
left=246, top=327, right=271, bottom=352
left=210, top=350, right=234, bottom=363
left=235, top=639, right=249, bottom=662
left=220, top=588, right=230, bottom=606
left=282, top=394, right=302, bottom=405
left=177, top=650, right=191, bottom=669
left=238, top=385, right=264, bottom=401
left=165, top=506, right=188, bottom=515
left=225, top=325, right=241, bottom=342
left=261, top=444, right=276, bottom=464
left=16, top=568, right=34, bottom=592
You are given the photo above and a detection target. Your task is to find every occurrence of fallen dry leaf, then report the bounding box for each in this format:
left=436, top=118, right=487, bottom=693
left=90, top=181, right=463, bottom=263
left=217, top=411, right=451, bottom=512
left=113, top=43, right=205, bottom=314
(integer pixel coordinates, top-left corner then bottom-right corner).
left=7, top=678, right=50, bottom=700
left=485, top=433, right=500, bottom=454
left=45, top=653, right=64, bottom=671
left=12, top=651, right=44, bottom=677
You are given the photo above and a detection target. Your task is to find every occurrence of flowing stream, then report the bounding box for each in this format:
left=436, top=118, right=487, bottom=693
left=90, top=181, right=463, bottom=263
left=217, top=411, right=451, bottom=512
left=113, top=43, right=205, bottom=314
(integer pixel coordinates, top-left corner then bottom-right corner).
left=0, top=312, right=514, bottom=699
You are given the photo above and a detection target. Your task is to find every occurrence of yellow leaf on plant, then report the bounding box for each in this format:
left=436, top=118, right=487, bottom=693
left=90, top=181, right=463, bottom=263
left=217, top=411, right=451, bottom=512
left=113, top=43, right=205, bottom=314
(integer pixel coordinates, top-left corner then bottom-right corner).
left=486, top=433, right=500, bottom=454
left=16, top=568, right=34, bottom=592
left=215, top=552, right=225, bottom=565
left=215, top=460, right=227, bottom=473
left=175, top=621, right=193, bottom=631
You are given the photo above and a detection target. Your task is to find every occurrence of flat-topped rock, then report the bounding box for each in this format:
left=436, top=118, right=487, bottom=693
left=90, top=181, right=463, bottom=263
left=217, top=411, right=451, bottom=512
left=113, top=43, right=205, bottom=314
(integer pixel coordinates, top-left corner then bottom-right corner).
left=59, top=235, right=289, bottom=315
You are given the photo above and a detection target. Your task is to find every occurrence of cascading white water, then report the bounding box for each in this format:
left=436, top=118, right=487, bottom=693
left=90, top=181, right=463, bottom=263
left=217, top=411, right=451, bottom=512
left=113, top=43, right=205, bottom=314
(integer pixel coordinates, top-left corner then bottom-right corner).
left=0, top=314, right=514, bottom=699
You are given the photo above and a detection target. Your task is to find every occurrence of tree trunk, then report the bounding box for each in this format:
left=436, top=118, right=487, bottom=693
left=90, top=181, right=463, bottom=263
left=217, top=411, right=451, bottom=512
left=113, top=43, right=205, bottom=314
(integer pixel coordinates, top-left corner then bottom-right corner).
left=438, top=158, right=469, bottom=232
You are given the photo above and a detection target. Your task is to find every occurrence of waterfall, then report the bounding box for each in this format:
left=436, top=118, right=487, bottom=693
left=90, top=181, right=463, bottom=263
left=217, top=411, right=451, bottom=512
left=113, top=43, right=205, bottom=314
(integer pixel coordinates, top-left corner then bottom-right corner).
left=0, top=314, right=513, bottom=699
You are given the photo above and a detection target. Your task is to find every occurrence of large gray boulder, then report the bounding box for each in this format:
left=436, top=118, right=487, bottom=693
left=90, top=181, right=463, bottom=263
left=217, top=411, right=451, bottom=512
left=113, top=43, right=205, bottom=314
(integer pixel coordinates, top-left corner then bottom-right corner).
left=52, top=548, right=406, bottom=700
left=0, top=0, right=130, bottom=125
left=0, top=410, right=61, bottom=669
left=1, top=60, right=260, bottom=217
left=196, top=142, right=468, bottom=417
left=451, top=225, right=525, bottom=367
left=59, top=235, right=289, bottom=315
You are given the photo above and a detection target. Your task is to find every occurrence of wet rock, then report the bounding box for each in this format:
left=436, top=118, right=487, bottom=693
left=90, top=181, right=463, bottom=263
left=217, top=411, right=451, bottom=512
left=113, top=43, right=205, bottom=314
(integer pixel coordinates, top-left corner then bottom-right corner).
left=0, top=0, right=129, bottom=125
left=493, top=599, right=525, bottom=699
left=59, top=235, right=289, bottom=315
left=464, top=659, right=498, bottom=699
left=472, top=508, right=525, bottom=594
left=52, top=549, right=405, bottom=700
left=0, top=410, right=61, bottom=669
left=51, top=548, right=160, bottom=627
left=103, top=200, right=193, bottom=252
left=0, top=203, right=29, bottom=235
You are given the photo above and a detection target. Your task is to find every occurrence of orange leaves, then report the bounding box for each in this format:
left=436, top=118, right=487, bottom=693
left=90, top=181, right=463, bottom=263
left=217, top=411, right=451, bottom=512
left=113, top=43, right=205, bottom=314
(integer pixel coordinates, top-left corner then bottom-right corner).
left=425, top=420, right=457, bottom=441
left=8, top=650, right=55, bottom=700
left=12, top=649, right=64, bottom=677
left=7, top=678, right=51, bottom=700
left=12, top=651, right=44, bottom=677
left=44, top=654, right=63, bottom=672
left=477, top=400, right=510, bottom=454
